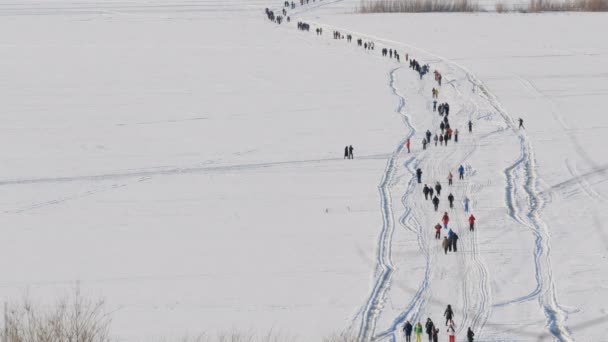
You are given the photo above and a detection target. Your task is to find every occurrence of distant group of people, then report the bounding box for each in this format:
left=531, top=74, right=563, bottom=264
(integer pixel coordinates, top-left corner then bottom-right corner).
left=382, top=48, right=401, bottom=61
left=402, top=305, right=475, bottom=342
left=343, top=145, right=354, bottom=160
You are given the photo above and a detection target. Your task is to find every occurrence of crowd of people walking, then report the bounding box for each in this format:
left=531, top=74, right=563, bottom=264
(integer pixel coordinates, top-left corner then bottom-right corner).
left=263, top=3, right=487, bottom=340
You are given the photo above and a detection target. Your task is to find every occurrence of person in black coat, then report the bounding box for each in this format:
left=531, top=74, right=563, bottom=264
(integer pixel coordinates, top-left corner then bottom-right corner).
left=403, top=320, right=413, bottom=342
left=348, top=145, right=354, bottom=159
left=444, top=305, right=454, bottom=326
left=435, top=182, right=442, bottom=196
left=423, top=185, right=430, bottom=200
left=416, top=168, right=423, bottom=183
left=428, top=187, right=434, bottom=199
left=452, top=233, right=459, bottom=252
left=432, top=196, right=440, bottom=211
left=447, top=193, right=455, bottom=208
left=467, top=327, right=475, bottom=342
left=468, top=120, right=473, bottom=132
left=425, top=318, right=435, bottom=342
left=344, top=146, right=349, bottom=159
left=440, top=122, right=445, bottom=133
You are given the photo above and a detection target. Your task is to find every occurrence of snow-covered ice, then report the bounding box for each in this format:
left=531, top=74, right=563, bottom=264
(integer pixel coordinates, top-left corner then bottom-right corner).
left=0, top=1, right=607, bottom=341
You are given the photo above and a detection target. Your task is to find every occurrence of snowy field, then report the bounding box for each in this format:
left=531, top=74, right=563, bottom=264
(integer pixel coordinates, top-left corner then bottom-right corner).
left=1, top=0, right=607, bottom=341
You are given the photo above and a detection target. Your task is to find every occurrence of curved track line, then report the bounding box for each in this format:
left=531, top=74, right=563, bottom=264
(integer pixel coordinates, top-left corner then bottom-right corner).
left=357, top=67, right=413, bottom=342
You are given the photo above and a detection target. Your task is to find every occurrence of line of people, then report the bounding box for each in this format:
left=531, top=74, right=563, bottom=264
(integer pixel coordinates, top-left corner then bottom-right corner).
left=402, top=305, right=475, bottom=342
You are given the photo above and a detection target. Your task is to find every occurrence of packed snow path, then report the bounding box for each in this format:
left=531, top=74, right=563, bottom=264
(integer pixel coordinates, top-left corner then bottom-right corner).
left=278, top=5, right=574, bottom=341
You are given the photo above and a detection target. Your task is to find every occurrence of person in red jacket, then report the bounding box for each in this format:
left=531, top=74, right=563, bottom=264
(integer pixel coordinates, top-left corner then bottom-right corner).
left=469, top=214, right=476, bottom=231
left=435, top=223, right=442, bottom=239
left=407, top=138, right=411, bottom=153
left=442, top=212, right=449, bottom=229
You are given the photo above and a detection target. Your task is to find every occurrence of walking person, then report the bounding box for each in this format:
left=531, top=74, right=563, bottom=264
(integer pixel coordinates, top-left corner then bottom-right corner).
left=447, top=323, right=456, bottom=342
left=349, top=145, right=354, bottom=159
left=435, top=223, right=442, bottom=239
left=407, top=138, right=411, bottom=153
left=423, top=184, right=430, bottom=200
left=452, top=232, right=459, bottom=252
left=344, top=146, right=349, bottom=159
left=447, top=229, right=454, bottom=252
left=417, top=168, right=423, bottom=184
left=469, top=214, right=476, bottom=231
left=425, top=318, right=435, bottom=342
left=442, top=236, right=450, bottom=254
left=414, top=322, right=423, bottom=342
left=467, top=327, right=475, bottom=342
left=428, top=187, right=434, bottom=199
left=448, top=172, right=453, bottom=186
left=434, top=134, right=438, bottom=146
left=519, top=118, right=525, bottom=129
left=422, top=138, right=428, bottom=150
left=442, top=212, right=449, bottom=229
left=464, top=196, right=470, bottom=213
left=432, top=196, right=440, bottom=211
left=454, top=129, right=459, bottom=143
left=458, top=165, right=465, bottom=180
left=468, top=120, right=473, bottom=133
left=403, top=320, right=413, bottom=342
left=448, top=193, right=455, bottom=208
left=444, top=305, right=454, bottom=326
left=432, top=327, right=439, bottom=342
left=435, top=182, right=442, bottom=196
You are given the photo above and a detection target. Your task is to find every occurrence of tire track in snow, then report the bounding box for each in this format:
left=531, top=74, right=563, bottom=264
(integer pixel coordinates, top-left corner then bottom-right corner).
left=357, top=67, right=414, bottom=342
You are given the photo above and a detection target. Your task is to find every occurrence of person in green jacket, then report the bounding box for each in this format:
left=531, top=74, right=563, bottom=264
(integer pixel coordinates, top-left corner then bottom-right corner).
left=414, top=322, right=424, bottom=342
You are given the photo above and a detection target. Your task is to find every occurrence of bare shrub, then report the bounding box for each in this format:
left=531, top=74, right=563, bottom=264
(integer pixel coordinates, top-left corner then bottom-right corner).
left=359, top=0, right=480, bottom=13
left=495, top=2, right=507, bottom=12
left=1, top=288, right=112, bottom=342
left=523, top=0, right=607, bottom=11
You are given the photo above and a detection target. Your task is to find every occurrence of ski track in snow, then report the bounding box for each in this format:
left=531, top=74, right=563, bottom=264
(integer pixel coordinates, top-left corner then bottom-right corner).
left=356, top=67, right=413, bottom=342
left=471, top=73, right=574, bottom=340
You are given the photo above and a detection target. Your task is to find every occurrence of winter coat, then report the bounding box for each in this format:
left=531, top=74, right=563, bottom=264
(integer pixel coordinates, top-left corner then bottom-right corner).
left=467, top=328, right=475, bottom=341
left=442, top=238, right=450, bottom=249
left=435, top=184, right=442, bottom=193
left=432, top=197, right=439, bottom=206
left=469, top=215, right=476, bottom=224
left=403, top=322, right=413, bottom=335
left=414, top=324, right=423, bottom=335
left=425, top=320, right=434, bottom=334
left=444, top=308, right=453, bottom=319
left=458, top=165, right=465, bottom=174
left=423, top=186, right=430, bottom=195
left=435, top=224, right=442, bottom=232
left=448, top=194, right=454, bottom=202
left=448, top=173, right=453, bottom=180
left=442, top=214, right=449, bottom=225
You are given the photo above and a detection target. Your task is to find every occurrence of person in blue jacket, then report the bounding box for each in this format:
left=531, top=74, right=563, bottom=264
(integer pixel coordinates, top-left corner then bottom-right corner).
left=458, top=165, right=465, bottom=180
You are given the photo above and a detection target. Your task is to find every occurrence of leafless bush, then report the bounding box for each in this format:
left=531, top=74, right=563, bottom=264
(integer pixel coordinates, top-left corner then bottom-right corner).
left=519, top=0, right=607, bottom=11
left=495, top=2, right=508, bottom=12
left=1, top=288, right=112, bottom=342
left=359, top=0, right=480, bottom=12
